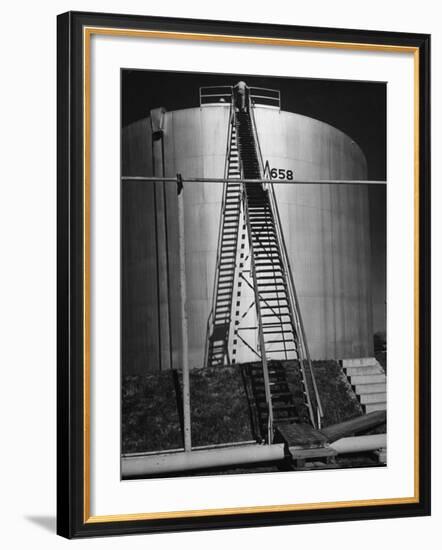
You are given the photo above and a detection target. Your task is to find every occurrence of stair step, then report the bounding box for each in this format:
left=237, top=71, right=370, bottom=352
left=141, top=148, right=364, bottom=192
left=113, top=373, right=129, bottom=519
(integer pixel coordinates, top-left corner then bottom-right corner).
left=354, top=383, right=386, bottom=394
left=258, top=402, right=296, bottom=411
left=345, top=365, right=384, bottom=376
left=342, top=357, right=378, bottom=368
left=215, top=302, right=231, bottom=309
left=273, top=417, right=302, bottom=424
left=264, top=339, right=296, bottom=344
left=255, top=384, right=289, bottom=394
left=252, top=374, right=287, bottom=383
left=360, top=392, right=387, bottom=404
left=364, top=402, right=387, bottom=413
left=261, top=313, right=291, bottom=318
left=255, top=390, right=293, bottom=399
left=350, top=373, right=386, bottom=385
left=263, top=329, right=294, bottom=334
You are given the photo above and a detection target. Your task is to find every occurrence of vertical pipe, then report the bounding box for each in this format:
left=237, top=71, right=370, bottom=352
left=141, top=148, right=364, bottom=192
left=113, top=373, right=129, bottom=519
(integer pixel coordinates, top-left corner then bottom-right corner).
left=152, top=136, right=172, bottom=371
left=161, top=136, right=174, bottom=371
left=151, top=141, right=162, bottom=371
left=178, top=190, right=191, bottom=451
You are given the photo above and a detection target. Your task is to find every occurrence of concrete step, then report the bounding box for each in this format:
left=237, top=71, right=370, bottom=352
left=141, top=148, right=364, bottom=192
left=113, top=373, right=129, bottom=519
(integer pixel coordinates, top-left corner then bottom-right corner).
left=345, top=365, right=383, bottom=376
left=355, top=382, right=386, bottom=394
left=364, top=402, right=387, bottom=413
left=360, top=392, right=387, bottom=404
left=342, top=357, right=378, bottom=368
left=350, top=374, right=386, bottom=385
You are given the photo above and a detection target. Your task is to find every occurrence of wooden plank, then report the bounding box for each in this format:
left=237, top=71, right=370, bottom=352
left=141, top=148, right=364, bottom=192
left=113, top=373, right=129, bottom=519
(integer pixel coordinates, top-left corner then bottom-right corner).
left=276, top=422, right=329, bottom=449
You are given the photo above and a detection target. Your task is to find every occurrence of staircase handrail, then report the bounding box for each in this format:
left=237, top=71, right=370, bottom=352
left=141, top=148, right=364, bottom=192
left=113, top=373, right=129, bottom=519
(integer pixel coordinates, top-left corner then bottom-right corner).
left=249, top=102, right=324, bottom=428
left=199, top=85, right=233, bottom=106
left=273, top=193, right=324, bottom=426
left=235, top=100, right=274, bottom=443
left=249, top=87, right=281, bottom=110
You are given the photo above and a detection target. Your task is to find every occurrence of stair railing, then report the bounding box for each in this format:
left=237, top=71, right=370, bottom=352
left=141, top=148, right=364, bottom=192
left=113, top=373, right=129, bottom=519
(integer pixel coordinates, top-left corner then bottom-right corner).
left=249, top=102, right=324, bottom=429
left=236, top=101, right=274, bottom=443
left=270, top=191, right=324, bottom=429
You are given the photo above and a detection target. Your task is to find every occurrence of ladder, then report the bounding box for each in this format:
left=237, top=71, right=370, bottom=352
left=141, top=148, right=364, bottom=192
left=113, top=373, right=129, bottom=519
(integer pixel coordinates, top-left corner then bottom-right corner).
left=205, top=115, right=242, bottom=367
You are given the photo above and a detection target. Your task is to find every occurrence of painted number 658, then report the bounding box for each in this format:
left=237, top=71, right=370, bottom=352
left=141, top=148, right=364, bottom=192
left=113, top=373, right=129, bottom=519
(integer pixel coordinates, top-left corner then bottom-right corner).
left=264, top=161, right=294, bottom=180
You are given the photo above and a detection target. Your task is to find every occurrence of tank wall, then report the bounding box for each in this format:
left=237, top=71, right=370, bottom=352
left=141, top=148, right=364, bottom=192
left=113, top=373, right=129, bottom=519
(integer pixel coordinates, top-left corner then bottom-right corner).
left=163, top=107, right=230, bottom=368
left=122, top=107, right=230, bottom=373
left=122, top=118, right=159, bottom=375
left=122, top=105, right=374, bottom=374
left=254, top=109, right=373, bottom=359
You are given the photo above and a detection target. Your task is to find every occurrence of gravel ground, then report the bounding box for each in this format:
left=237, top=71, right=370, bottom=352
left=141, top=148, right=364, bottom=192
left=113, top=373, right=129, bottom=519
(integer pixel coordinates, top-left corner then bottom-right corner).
left=122, top=360, right=368, bottom=454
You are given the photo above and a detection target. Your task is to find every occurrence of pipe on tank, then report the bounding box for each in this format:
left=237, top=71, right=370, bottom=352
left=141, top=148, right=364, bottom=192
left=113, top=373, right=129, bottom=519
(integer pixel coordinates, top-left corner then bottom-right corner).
left=330, top=434, right=386, bottom=454
left=122, top=443, right=285, bottom=477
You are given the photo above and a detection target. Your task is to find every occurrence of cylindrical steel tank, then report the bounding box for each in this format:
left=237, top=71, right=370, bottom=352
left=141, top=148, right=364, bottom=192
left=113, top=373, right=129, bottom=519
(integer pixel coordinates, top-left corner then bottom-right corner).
left=122, top=103, right=373, bottom=374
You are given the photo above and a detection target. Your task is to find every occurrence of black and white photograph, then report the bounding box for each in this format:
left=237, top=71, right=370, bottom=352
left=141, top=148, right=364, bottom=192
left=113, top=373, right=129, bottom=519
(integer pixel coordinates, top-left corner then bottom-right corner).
left=121, top=69, right=387, bottom=479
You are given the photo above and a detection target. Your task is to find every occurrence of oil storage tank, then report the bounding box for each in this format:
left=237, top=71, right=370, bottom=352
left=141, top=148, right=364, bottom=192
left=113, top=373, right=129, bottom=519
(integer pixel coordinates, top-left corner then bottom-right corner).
left=122, top=86, right=373, bottom=374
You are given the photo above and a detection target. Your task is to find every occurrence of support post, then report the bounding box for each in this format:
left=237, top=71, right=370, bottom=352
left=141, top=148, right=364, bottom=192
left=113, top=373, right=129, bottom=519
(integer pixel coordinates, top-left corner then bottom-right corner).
left=178, top=189, right=191, bottom=451
left=150, top=108, right=172, bottom=371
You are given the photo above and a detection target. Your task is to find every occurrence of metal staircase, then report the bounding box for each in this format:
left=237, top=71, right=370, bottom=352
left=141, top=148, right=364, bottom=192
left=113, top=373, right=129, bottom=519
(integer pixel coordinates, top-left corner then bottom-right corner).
left=205, top=86, right=323, bottom=441
left=242, top=361, right=312, bottom=442
left=238, top=111, right=300, bottom=361
left=236, top=108, right=317, bottom=438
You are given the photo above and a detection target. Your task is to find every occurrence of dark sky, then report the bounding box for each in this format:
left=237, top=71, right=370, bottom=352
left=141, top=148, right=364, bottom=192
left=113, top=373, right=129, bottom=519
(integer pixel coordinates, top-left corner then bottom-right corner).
left=122, top=69, right=386, bottom=334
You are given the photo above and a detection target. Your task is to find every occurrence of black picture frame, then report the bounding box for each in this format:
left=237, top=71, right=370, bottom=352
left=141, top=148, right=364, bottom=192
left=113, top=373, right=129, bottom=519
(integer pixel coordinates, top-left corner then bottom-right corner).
left=57, top=10, right=431, bottom=539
